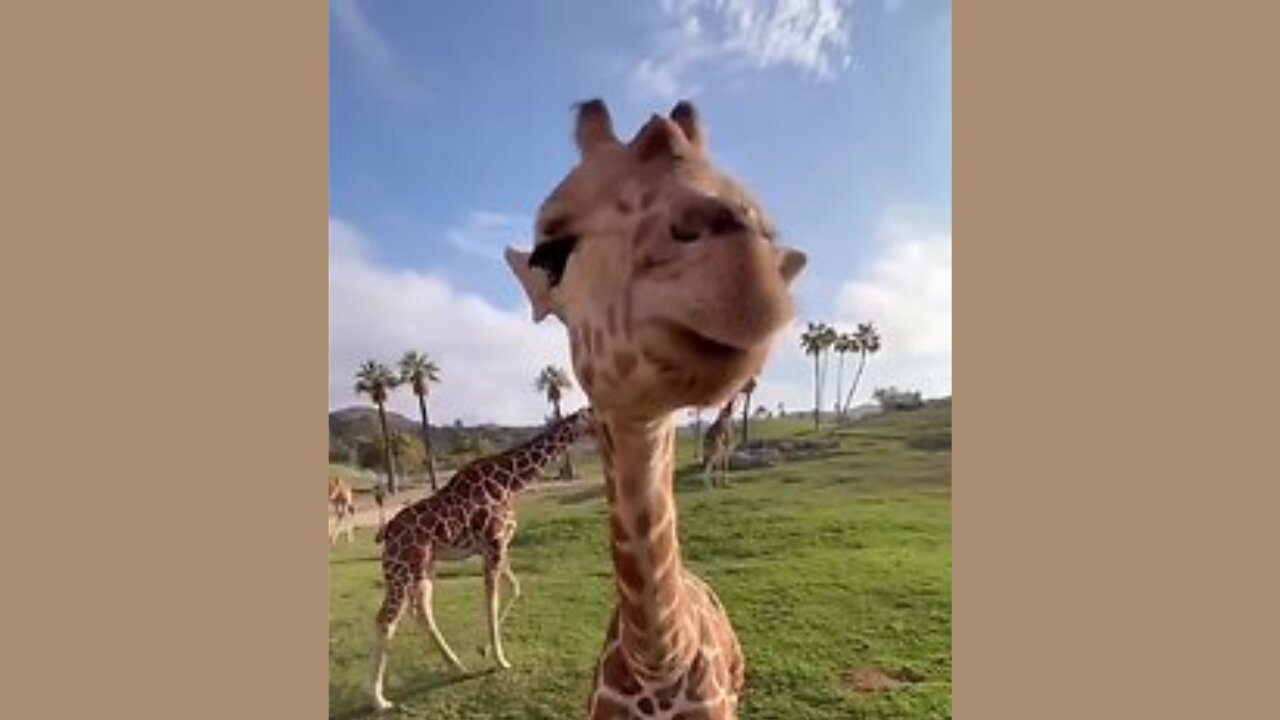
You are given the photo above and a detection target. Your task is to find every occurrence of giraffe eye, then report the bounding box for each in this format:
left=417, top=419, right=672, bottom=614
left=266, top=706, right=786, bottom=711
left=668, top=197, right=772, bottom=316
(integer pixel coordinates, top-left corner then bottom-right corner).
left=528, top=235, right=579, bottom=287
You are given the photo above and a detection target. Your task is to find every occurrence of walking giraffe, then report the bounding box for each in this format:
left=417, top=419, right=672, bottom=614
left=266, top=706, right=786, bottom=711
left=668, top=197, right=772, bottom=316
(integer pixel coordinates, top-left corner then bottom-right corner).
left=328, top=476, right=355, bottom=546
left=368, top=408, right=595, bottom=711
left=701, top=394, right=739, bottom=489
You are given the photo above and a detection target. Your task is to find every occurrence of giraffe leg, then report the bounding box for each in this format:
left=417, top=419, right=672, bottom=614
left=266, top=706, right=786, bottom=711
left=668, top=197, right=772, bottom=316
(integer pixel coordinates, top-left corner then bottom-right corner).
left=412, top=577, right=467, bottom=672
left=344, top=509, right=355, bottom=543
left=370, top=578, right=409, bottom=711
left=497, top=565, right=521, bottom=626
left=482, top=556, right=512, bottom=669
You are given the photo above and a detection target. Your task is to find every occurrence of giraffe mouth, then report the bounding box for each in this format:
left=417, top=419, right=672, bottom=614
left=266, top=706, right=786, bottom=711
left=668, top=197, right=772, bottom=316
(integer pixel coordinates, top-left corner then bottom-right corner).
left=662, top=321, right=750, bottom=361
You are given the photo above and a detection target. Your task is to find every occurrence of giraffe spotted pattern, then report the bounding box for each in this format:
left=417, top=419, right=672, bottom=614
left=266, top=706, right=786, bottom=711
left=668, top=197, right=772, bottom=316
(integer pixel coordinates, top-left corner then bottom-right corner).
left=589, top=573, right=745, bottom=720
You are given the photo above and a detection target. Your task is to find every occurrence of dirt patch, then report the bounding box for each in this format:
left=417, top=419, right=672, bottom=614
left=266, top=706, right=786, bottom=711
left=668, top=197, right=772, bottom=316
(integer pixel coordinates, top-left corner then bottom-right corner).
left=841, top=665, right=923, bottom=694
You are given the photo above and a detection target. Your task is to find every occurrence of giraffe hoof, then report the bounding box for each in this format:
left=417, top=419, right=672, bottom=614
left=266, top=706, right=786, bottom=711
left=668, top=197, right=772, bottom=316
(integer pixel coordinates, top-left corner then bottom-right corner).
left=496, top=657, right=512, bottom=670
left=372, top=697, right=395, bottom=712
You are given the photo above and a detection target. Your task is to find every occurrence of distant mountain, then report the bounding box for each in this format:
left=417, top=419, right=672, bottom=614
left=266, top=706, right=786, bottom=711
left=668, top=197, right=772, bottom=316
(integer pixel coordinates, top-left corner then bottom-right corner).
left=328, top=406, right=546, bottom=461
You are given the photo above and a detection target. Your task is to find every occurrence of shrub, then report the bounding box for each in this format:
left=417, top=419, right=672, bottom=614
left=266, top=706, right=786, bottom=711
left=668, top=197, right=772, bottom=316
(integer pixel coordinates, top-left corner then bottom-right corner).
left=874, top=386, right=925, bottom=411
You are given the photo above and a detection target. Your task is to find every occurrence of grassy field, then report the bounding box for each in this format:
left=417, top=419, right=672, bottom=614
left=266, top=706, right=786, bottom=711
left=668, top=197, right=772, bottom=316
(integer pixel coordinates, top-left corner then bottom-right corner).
left=328, top=404, right=952, bottom=719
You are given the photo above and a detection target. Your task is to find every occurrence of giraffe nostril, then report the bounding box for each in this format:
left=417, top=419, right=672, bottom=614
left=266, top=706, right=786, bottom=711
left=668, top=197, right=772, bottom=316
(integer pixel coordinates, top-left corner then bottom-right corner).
left=708, top=205, right=746, bottom=236
left=670, top=222, right=700, bottom=243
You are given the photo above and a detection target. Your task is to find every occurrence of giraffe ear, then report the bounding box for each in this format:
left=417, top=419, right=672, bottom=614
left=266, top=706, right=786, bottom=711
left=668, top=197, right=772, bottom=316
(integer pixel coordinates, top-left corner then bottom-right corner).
left=505, top=246, right=555, bottom=322
left=574, top=99, right=619, bottom=158
left=776, top=247, right=807, bottom=284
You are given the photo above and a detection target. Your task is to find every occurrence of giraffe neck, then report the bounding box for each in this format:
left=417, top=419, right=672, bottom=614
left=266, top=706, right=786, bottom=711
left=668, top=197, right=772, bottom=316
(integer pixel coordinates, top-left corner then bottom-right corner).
left=717, top=400, right=736, bottom=425
left=493, top=418, right=580, bottom=493
left=598, top=411, right=695, bottom=677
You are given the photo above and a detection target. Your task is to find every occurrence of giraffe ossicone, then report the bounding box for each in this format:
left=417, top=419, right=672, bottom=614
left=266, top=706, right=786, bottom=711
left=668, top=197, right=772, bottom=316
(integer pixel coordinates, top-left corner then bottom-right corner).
left=506, top=98, right=805, bottom=719
left=367, top=408, right=595, bottom=712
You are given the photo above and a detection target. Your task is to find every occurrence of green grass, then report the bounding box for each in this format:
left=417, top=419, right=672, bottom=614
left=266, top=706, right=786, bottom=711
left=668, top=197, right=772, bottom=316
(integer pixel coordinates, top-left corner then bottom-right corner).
left=329, top=406, right=952, bottom=719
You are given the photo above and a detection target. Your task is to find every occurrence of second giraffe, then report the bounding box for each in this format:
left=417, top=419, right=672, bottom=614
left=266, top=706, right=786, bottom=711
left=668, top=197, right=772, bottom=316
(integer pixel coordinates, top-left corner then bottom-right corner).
left=702, top=395, right=739, bottom=489
left=369, top=407, right=595, bottom=712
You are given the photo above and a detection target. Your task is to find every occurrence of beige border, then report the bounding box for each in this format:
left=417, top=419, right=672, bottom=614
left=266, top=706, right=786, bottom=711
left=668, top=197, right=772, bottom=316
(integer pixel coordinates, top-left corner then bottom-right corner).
left=6, top=2, right=1278, bottom=718
left=3, top=3, right=328, bottom=717
left=954, top=2, right=1279, bottom=719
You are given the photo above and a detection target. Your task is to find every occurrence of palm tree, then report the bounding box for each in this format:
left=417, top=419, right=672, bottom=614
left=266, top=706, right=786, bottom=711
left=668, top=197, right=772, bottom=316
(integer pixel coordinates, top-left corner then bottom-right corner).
left=840, top=322, right=883, bottom=419
left=399, top=351, right=441, bottom=492
left=740, top=377, right=758, bottom=445
left=800, top=322, right=838, bottom=430
left=819, top=324, right=838, bottom=400
left=833, top=332, right=860, bottom=417
left=800, top=323, right=825, bottom=430
left=535, top=365, right=576, bottom=480
left=355, top=359, right=401, bottom=495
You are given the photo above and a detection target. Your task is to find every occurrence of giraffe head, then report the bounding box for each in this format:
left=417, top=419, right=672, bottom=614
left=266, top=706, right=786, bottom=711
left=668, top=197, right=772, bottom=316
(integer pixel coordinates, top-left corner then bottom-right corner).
left=555, top=406, right=596, bottom=442
left=506, top=99, right=806, bottom=418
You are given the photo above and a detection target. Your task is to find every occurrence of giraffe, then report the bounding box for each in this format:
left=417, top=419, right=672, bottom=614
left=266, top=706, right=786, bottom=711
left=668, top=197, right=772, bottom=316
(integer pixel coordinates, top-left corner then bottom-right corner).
left=505, top=99, right=805, bottom=719
left=328, top=476, right=355, bottom=545
left=368, top=407, right=595, bottom=711
left=701, top=395, right=739, bottom=489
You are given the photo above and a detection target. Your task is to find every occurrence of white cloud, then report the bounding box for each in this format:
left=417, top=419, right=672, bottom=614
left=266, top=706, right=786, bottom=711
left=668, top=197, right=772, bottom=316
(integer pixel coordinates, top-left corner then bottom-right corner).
left=632, top=0, right=855, bottom=100
left=834, top=210, right=951, bottom=400
left=741, top=209, right=951, bottom=416
left=330, top=0, right=422, bottom=104
left=329, top=218, right=575, bottom=425
left=446, top=211, right=531, bottom=262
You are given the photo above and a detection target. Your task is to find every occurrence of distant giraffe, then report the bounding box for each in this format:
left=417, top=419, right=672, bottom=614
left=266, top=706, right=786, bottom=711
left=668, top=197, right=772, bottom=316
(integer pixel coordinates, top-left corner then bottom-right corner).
left=702, top=396, right=739, bottom=489
left=368, top=408, right=595, bottom=711
left=328, top=476, right=355, bottom=546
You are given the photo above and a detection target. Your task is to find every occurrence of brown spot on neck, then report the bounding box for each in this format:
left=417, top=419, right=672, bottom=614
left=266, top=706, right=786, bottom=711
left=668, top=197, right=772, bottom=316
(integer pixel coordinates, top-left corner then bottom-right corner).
left=597, top=413, right=693, bottom=675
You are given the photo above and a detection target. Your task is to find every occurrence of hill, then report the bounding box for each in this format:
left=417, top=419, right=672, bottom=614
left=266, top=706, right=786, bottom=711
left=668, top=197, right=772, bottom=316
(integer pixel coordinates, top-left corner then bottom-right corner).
left=328, top=406, right=546, bottom=463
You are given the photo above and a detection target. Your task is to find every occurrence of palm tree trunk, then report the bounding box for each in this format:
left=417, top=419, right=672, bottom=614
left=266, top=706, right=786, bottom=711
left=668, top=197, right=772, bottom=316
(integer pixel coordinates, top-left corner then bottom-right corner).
left=376, top=402, right=397, bottom=495
left=552, top=398, right=574, bottom=480
left=694, top=411, right=703, bottom=463
left=841, top=351, right=869, bottom=420
left=812, top=354, right=821, bottom=430
left=835, top=352, right=846, bottom=419
left=741, top=390, right=752, bottom=445
left=417, top=393, right=439, bottom=492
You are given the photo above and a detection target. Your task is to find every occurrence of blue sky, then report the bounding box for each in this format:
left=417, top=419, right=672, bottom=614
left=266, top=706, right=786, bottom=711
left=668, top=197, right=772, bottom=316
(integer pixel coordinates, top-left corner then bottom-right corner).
left=330, top=0, right=951, bottom=424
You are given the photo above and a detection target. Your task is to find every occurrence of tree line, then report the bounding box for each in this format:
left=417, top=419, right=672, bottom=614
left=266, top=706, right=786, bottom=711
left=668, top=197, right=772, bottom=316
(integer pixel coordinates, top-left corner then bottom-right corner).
left=799, top=321, right=883, bottom=430
left=350, top=353, right=581, bottom=497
